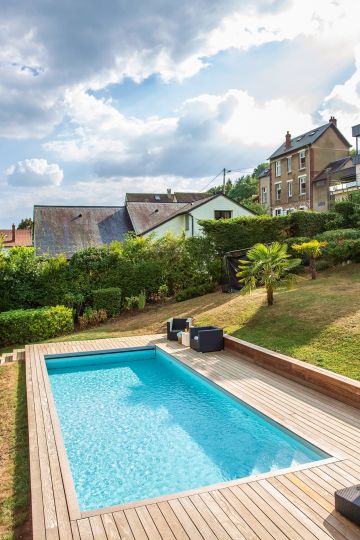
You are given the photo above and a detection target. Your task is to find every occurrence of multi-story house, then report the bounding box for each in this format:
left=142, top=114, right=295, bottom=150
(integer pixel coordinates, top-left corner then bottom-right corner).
left=268, top=117, right=351, bottom=215
left=258, top=167, right=270, bottom=211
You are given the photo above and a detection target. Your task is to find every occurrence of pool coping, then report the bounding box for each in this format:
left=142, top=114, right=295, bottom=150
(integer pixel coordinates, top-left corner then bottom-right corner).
left=39, top=341, right=342, bottom=521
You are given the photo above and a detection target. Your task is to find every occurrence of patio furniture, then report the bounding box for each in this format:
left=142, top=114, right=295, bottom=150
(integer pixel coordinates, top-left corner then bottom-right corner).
left=335, top=485, right=360, bottom=525
left=167, top=317, right=192, bottom=341
left=190, top=326, right=224, bottom=353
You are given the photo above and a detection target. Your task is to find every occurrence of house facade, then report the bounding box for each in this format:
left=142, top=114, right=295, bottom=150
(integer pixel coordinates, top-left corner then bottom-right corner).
left=268, top=117, right=351, bottom=215
left=33, top=191, right=254, bottom=257
left=313, top=155, right=360, bottom=209
left=0, top=224, right=32, bottom=251
left=257, top=168, right=270, bottom=211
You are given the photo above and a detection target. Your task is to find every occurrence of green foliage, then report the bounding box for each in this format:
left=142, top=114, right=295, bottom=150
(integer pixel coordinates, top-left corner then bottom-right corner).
left=289, top=211, right=342, bottom=237
left=240, top=199, right=268, bottom=215
left=333, top=193, right=360, bottom=228
left=92, top=287, right=122, bottom=317
left=17, top=218, right=33, bottom=230
left=78, top=307, right=107, bottom=329
left=0, top=306, right=74, bottom=346
left=292, top=240, right=328, bottom=279
left=237, top=242, right=301, bottom=305
left=175, top=282, right=216, bottom=302
left=137, top=291, right=146, bottom=310
left=228, top=175, right=258, bottom=202
left=199, top=215, right=290, bottom=254
left=324, top=238, right=360, bottom=264
left=316, top=228, right=360, bottom=241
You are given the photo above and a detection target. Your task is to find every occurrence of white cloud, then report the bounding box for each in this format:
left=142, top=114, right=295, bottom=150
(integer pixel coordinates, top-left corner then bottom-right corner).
left=5, top=158, right=64, bottom=187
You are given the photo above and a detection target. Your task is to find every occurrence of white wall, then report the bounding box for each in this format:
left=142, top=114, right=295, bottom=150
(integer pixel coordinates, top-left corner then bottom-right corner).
left=143, top=214, right=186, bottom=239
left=190, top=195, right=253, bottom=236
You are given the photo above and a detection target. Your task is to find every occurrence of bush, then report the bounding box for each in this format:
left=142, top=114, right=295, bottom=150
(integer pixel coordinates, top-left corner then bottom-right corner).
left=289, top=211, right=342, bottom=237
left=137, top=291, right=146, bottom=310
left=324, top=238, right=360, bottom=264
left=0, top=305, right=74, bottom=346
left=175, top=282, right=216, bottom=302
left=316, top=229, right=360, bottom=241
left=78, top=307, right=107, bottom=330
left=315, top=259, right=333, bottom=272
left=92, top=287, right=122, bottom=317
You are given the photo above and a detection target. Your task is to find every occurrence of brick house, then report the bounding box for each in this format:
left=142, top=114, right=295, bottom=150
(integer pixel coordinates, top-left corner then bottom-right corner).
left=268, top=117, right=351, bottom=215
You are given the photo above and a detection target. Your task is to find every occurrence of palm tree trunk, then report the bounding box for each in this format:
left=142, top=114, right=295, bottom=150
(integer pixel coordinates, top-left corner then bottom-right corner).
left=266, top=286, right=274, bottom=306
left=309, top=256, right=316, bottom=280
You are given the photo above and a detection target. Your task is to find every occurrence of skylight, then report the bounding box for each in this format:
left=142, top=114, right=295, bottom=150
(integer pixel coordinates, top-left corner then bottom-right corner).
left=154, top=195, right=160, bottom=201
left=296, top=136, right=303, bottom=141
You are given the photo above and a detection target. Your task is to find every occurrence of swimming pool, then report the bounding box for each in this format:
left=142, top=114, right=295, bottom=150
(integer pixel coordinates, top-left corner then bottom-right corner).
left=46, top=346, right=329, bottom=511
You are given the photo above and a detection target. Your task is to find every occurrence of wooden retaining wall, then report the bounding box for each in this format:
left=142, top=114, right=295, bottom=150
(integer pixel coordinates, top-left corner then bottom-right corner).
left=224, top=335, right=360, bottom=409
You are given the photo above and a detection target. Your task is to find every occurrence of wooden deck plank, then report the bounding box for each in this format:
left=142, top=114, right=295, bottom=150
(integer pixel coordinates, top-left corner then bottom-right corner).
left=27, top=335, right=360, bottom=540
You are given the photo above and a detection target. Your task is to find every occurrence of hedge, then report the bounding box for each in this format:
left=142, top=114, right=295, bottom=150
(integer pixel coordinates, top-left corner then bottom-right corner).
left=92, top=287, right=122, bottom=317
left=199, top=211, right=344, bottom=255
left=175, top=282, right=216, bottom=302
left=0, top=305, right=74, bottom=346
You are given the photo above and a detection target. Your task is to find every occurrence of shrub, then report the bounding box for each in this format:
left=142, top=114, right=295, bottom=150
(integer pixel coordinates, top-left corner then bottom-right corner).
left=78, top=307, right=107, bottom=329
left=316, top=229, right=360, bottom=241
left=124, top=296, right=139, bottom=310
left=0, top=305, right=74, bottom=346
left=292, top=240, right=328, bottom=280
left=324, top=238, right=360, bottom=264
left=137, top=291, right=146, bottom=310
left=92, top=287, right=121, bottom=317
left=289, top=211, right=342, bottom=237
left=62, top=292, right=85, bottom=317
left=315, top=259, right=333, bottom=272
left=175, top=282, right=216, bottom=302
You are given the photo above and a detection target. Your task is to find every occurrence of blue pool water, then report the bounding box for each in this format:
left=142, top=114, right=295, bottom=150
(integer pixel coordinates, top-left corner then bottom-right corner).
left=46, top=347, right=328, bottom=511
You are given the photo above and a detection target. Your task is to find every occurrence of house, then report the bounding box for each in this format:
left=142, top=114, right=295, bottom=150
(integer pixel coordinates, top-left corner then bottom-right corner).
left=33, top=191, right=254, bottom=256
left=0, top=224, right=32, bottom=250
left=312, top=156, right=360, bottom=209
left=268, top=117, right=351, bottom=215
left=257, top=167, right=270, bottom=211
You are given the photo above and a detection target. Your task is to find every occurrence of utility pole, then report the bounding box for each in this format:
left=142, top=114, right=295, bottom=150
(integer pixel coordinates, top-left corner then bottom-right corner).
left=222, top=168, right=231, bottom=194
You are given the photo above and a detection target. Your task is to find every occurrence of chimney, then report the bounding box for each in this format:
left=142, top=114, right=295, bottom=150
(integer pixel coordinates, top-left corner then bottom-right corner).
left=329, top=116, right=337, bottom=127
left=285, top=131, right=292, bottom=149
left=167, top=188, right=172, bottom=199
left=11, top=224, right=15, bottom=243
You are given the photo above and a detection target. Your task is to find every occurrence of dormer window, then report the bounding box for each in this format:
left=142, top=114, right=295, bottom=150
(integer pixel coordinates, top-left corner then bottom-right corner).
left=154, top=195, right=161, bottom=201
left=299, top=150, right=306, bottom=170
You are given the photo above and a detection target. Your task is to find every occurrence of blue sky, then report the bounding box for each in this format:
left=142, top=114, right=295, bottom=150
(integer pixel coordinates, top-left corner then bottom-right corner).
left=1, top=0, right=360, bottom=226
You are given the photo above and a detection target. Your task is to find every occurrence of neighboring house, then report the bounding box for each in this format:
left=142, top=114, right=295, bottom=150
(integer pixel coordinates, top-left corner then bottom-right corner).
left=33, top=191, right=254, bottom=256
left=312, top=156, right=360, bottom=209
left=268, top=117, right=351, bottom=215
left=257, top=167, right=270, bottom=211
left=33, top=206, right=133, bottom=257
left=0, top=224, right=32, bottom=250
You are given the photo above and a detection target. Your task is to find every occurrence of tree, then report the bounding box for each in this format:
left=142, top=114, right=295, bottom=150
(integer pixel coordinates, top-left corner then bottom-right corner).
left=209, top=179, right=233, bottom=195
left=292, top=240, right=327, bottom=280
left=18, top=218, right=33, bottom=230
left=237, top=242, right=301, bottom=306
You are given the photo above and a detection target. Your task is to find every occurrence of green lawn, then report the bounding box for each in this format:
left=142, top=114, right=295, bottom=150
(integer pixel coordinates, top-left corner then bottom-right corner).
left=41, top=262, right=360, bottom=380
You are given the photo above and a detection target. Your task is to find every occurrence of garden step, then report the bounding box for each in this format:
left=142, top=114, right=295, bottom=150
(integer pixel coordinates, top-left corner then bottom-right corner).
left=13, top=349, right=25, bottom=361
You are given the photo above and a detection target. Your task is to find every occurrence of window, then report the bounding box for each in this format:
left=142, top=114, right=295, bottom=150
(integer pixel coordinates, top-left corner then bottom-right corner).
left=275, top=182, right=281, bottom=201
left=214, top=210, right=232, bottom=219
left=261, top=186, right=268, bottom=204
left=287, top=156, right=292, bottom=173
left=275, top=160, right=281, bottom=177
left=299, top=175, right=307, bottom=195
left=286, top=208, right=295, bottom=215
left=274, top=208, right=282, bottom=216
left=185, top=214, right=190, bottom=231
left=299, top=150, right=306, bottom=170
left=287, top=180, right=293, bottom=198
left=154, top=195, right=161, bottom=201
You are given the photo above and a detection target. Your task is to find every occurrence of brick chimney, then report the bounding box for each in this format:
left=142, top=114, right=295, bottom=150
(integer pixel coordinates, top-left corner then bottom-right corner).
left=329, top=116, right=337, bottom=127
left=11, top=224, right=15, bottom=243
left=285, top=131, right=292, bottom=149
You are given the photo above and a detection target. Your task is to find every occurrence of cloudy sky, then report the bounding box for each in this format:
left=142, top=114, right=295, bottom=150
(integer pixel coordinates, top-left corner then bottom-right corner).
left=1, top=0, right=360, bottom=226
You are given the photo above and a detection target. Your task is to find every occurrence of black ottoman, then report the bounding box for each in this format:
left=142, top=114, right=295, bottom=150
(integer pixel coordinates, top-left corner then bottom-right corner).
left=335, top=485, right=360, bottom=525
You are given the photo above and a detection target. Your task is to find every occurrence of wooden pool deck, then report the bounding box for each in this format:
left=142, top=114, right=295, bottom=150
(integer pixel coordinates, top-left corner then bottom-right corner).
left=26, top=335, right=360, bottom=540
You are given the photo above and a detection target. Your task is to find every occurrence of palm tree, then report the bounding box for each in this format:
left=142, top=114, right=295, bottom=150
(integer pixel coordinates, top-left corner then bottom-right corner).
left=292, top=240, right=327, bottom=280
left=236, top=242, right=301, bottom=306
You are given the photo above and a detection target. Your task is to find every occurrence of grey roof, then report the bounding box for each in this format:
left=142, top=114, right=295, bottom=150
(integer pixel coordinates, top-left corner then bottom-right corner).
left=269, top=122, right=351, bottom=160
left=174, top=192, right=213, bottom=203
left=125, top=191, right=213, bottom=204
left=314, top=156, right=356, bottom=182
left=126, top=202, right=188, bottom=234
left=34, top=206, right=133, bottom=257
left=257, top=167, right=270, bottom=179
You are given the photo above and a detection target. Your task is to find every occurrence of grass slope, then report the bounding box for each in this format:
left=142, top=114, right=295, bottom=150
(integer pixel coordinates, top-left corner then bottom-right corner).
left=50, top=263, right=360, bottom=380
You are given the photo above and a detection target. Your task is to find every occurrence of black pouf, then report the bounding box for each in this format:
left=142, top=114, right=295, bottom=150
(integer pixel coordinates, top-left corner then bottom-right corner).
left=335, top=485, right=360, bottom=525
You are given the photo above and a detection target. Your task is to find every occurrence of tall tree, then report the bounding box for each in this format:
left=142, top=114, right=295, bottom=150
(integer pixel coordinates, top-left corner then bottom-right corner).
left=17, top=218, right=33, bottom=230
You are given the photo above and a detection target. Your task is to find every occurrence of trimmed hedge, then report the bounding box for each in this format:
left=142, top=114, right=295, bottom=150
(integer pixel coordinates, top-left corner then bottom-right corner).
left=175, top=282, right=216, bottom=302
left=0, top=305, right=74, bottom=346
left=92, top=287, right=122, bottom=317
left=199, top=211, right=343, bottom=255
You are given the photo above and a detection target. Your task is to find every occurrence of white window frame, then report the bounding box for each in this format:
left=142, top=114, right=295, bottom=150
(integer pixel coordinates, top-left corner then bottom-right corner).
left=274, top=181, right=281, bottom=201
left=299, top=175, right=307, bottom=195
left=287, top=156, right=292, bottom=173
left=299, top=150, right=306, bottom=170
left=287, top=179, right=293, bottom=198
left=286, top=208, right=295, bottom=215
left=261, top=186, right=268, bottom=204
left=275, top=160, right=281, bottom=177
left=274, top=208, right=282, bottom=216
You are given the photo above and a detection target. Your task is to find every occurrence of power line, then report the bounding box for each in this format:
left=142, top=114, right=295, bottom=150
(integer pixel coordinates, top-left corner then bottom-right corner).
left=200, top=166, right=257, bottom=191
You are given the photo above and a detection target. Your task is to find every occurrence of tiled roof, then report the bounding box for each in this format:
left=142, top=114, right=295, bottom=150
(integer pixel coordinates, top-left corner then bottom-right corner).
left=257, top=167, right=270, bottom=179
left=269, top=122, right=351, bottom=160
left=174, top=192, right=213, bottom=203
left=33, top=206, right=133, bottom=257
left=126, top=202, right=188, bottom=234
left=313, top=157, right=355, bottom=183
left=126, top=193, right=174, bottom=203
left=0, top=228, right=32, bottom=247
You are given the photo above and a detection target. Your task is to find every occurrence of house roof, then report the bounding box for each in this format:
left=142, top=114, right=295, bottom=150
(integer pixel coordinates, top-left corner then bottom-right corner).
left=173, top=192, right=213, bottom=203
left=257, top=167, right=270, bottom=179
left=125, top=191, right=213, bottom=204
left=313, top=156, right=358, bottom=185
left=126, top=202, right=188, bottom=234
left=33, top=206, right=133, bottom=257
left=0, top=228, right=32, bottom=248
left=269, top=122, right=351, bottom=160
